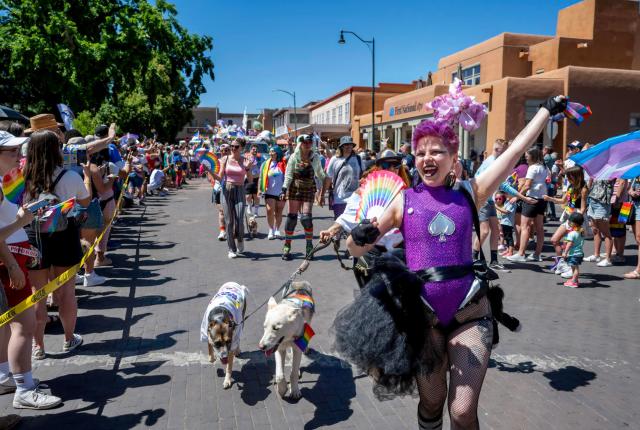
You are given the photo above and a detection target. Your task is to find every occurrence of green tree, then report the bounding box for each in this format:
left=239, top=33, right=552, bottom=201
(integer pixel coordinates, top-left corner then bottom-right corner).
left=73, top=111, right=100, bottom=136
left=0, top=0, right=214, bottom=141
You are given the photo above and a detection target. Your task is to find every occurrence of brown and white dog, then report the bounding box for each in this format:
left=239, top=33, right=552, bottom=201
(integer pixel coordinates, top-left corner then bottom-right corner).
left=258, top=281, right=315, bottom=399
left=201, top=282, right=248, bottom=389
left=247, top=215, right=258, bottom=238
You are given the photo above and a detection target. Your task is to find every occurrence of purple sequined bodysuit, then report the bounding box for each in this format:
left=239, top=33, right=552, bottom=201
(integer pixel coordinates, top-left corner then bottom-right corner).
left=401, top=183, right=474, bottom=326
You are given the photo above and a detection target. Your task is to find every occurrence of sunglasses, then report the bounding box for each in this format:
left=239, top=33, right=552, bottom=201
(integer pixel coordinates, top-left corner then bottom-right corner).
left=231, top=145, right=240, bottom=149
left=379, top=161, right=400, bottom=170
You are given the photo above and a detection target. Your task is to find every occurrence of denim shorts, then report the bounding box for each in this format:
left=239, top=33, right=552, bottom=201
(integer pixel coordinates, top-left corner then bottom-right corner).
left=566, top=255, right=583, bottom=266
left=587, top=198, right=611, bottom=220
left=478, top=201, right=497, bottom=222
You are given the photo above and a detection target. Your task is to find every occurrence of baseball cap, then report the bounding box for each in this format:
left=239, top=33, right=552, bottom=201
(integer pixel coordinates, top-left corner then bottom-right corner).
left=95, top=124, right=109, bottom=138
left=0, top=131, right=29, bottom=148
left=568, top=140, right=583, bottom=150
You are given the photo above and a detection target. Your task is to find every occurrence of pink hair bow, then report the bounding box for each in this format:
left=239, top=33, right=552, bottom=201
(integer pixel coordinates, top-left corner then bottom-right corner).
left=427, top=78, right=487, bottom=132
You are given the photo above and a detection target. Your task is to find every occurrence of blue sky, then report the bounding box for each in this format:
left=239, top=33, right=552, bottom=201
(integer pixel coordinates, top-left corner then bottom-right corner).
left=171, top=0, right=580, bottom=113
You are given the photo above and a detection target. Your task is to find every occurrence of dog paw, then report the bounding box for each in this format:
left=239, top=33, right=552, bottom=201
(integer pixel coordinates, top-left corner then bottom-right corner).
left=276, top=379, right=288, bottom=397
left=223, top=378, right=232, bottom=389
left=287, top=387, right=302, bottom=400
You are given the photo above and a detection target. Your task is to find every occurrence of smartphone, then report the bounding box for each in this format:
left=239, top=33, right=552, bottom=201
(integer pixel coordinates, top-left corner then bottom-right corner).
left=26, top=199, right=50, bottom=214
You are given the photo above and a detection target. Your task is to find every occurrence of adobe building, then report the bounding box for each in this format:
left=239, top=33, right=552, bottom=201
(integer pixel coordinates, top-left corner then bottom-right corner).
left=306, top=83, right=415, bottom=145
left=356, top=0, right=640, bottom=158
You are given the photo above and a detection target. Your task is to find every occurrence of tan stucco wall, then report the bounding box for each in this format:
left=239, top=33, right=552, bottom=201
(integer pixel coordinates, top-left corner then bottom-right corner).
left=557, top=0, right=596, bottom=39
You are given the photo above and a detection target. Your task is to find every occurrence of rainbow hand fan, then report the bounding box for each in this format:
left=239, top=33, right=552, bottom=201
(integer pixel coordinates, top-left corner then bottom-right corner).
left=2, top=168, right=25, bottom=205
left=199, top=152, right=220, bottom=174
left=355, top=170, right=406, bottom=222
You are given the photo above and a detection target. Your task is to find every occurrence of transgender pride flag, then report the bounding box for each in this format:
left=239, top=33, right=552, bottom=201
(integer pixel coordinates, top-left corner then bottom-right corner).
left=570, top=130, right=640, bottom=179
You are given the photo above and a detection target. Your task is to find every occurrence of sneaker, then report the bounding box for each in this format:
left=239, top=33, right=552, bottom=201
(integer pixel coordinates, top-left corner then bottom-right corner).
left=83, top=272, right=106, bottom=287
left=217, top=230, right=226, bottom=241
left=560, top=269, right=574, bottom=278
left=563, top=280, right=579, bottom=288
left=611, top=255, right=625, bottom=264
left=584, top=255, right=601, bottom=263
left=62, top=334, right=83, bottom=353
left=497, top=245, right=506, bottom=252
left=237, top=241, right=244, bottom=253
left=267, top=230, right=274, bottom=240
left=227, top=251, right=237, bottom=259
left=95, top=256, right=112, bottom=267
left=32, top=346, right=45, bottom=361
left=507, top=254, right=527, bottom=263
left=274, top=229, right=281, bottom=239
left=75, top=274, right=84, bottom=285
left=596, top=259, right=612, bottom=267
left=282, top=244, right=292, bottom=261
left=526, top=254, right=542, bottom=262
left=488, top=261, right=505, bottom=271
left=13, top=388, right=61, bottom=410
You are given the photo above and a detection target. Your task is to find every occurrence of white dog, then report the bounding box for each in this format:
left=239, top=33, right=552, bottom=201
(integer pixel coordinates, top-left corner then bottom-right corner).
left=200, top=282, right=248, bottom=389
left=258, top=281, right=315, bottom=400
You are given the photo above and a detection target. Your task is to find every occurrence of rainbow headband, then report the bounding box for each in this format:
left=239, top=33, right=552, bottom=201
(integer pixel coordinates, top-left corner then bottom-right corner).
left=293, top=323, right=315, bottom=352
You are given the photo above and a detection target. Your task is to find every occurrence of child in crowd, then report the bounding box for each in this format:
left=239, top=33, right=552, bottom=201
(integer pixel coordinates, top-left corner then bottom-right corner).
left=562, top=212, right=585, bottom=288
left=495, top=191, right=516, bottom=257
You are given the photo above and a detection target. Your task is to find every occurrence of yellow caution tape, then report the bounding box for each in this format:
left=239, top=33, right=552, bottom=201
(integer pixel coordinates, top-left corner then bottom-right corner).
left=0, top=176, right=131, bottom=327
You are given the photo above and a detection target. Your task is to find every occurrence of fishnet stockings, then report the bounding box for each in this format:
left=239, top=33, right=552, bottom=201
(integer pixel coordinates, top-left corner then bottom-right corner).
left=416, top=299, right=493, bottom=430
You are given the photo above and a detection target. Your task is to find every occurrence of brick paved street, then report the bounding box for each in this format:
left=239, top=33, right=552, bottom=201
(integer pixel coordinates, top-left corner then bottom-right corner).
left=1, top=178, right=638, bottom=429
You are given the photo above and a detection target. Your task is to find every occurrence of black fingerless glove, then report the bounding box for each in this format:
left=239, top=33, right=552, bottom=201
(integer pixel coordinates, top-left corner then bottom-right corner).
left=541, top=96, right=567, bottom=116
left=350, top=219, right=380, bottom=246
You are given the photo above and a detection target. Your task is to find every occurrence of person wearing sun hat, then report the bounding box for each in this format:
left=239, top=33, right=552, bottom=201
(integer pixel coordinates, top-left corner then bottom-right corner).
left=326, top=136, right=363, bottom=220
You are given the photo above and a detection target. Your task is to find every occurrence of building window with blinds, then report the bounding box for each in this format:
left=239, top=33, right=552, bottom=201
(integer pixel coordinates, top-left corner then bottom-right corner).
left=345, top=102, right=350, bottom=123
left=337, top=105, right=343, bottom=124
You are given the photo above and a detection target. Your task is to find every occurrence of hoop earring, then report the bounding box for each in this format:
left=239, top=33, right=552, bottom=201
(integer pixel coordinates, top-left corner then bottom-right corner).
left=445, top=170, right=457, bottom=188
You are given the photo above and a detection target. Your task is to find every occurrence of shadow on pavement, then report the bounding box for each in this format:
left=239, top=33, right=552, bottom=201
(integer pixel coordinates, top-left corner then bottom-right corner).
left=67, top=330, right=186, bottom=358
left=79, top=292, right=205, bottom=311
left=19, top=409, right=166, bottom=430
left=543, top=365, right=596, bottom=391
left=235, top=351, right=273, bottom=406
left=490, top=359, right=597, bottom=392
left=300, top=349, right=355, bottom=430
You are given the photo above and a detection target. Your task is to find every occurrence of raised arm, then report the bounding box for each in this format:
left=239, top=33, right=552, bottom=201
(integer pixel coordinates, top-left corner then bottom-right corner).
left=86, top=123, right=116, bottom=156
left=471, top=97, right=566, bottom=205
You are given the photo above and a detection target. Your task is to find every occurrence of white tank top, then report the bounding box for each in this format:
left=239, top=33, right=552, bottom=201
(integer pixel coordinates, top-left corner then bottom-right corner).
left=0, top=194, right=28, bottom=244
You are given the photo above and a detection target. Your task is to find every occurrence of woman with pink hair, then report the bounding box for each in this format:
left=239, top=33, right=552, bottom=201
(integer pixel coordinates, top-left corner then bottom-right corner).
left=335, top=81, right=567, bottom=429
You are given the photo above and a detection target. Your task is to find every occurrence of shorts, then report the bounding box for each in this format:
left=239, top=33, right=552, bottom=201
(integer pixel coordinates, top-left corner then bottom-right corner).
left=500, top=224, right=514, bottom=247
left=79, top=199, right=105, bottom=230
left=0, top=242, right=34, bottom=306
left=515, top=200, right=523, bottom=214
left=212, top=189, right=221, bottom=205
left=522, top=198, right=546, bottom=218
left=478, top=201, right=497, bottom=222
left=25, top=219, right=83, bottom=270
left=245, top=178, right=258, bottom=194
left=566, top=255, right=583, bottom=266
left=587, top=198, right=611, bottom=220
left=128, top=173, right=144, bottom=189
left=263, top=194, right=280, bottom=201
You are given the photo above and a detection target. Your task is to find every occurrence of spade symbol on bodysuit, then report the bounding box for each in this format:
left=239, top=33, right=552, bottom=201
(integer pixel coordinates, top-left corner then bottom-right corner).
left=428, top=212, right=455, bottom=242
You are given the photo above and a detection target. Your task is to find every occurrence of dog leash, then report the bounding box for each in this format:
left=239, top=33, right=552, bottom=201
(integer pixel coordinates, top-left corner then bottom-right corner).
left=238, top=240, right=333, bottom=325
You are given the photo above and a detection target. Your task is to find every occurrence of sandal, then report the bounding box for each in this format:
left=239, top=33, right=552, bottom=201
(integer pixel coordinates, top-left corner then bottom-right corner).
left=623, top=270, right=640, bottom=280
left=32, top=346, right=45, bottom=361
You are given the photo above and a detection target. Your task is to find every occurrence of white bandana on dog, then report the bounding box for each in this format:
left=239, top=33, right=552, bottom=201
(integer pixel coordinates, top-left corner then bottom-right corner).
left=200, top=282, right=248, bottom=352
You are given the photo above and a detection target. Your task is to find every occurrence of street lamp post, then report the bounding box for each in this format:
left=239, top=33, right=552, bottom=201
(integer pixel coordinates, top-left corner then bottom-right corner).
left=273, top=89, right=297, bottom=138
left=339, top=30, right=375, bottom=150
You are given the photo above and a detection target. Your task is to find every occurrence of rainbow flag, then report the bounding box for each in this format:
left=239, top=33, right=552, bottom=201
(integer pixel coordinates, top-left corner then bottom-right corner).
left=564, top=102, right=592, bottom=126
left=258, top=161, right=270, bottom=193
left=293, top=323, right=315, bottom=352
left=506, top=171, right=518, bottom=186
left=40, top=198, right=75, bottom=233
left=618, top=201, right=633, bottom=224
left=287, top=293, right=315, bottom=311
left=2, top=168, right=25, bottom=205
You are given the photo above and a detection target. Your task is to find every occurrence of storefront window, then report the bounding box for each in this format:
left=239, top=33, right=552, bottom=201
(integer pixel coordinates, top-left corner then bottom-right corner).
left=452, top=64, right=481, bottom=85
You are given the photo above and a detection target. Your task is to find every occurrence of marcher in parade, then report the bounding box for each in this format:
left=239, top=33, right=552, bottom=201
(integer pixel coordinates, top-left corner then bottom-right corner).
left=335, top=84, right=568, bottom=429
left=258, top=145, right=286, bottom=239
left=624, top=176, right=640, bottom=279
left=280, top=134, right=327, bottom=260
left=213, top=140, right=253, bottom=258
left=326, top=136, right=363, bottom=220
left=584, top=178, right=615, bottom=266
left=245, top=142, right=264, bottom=217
